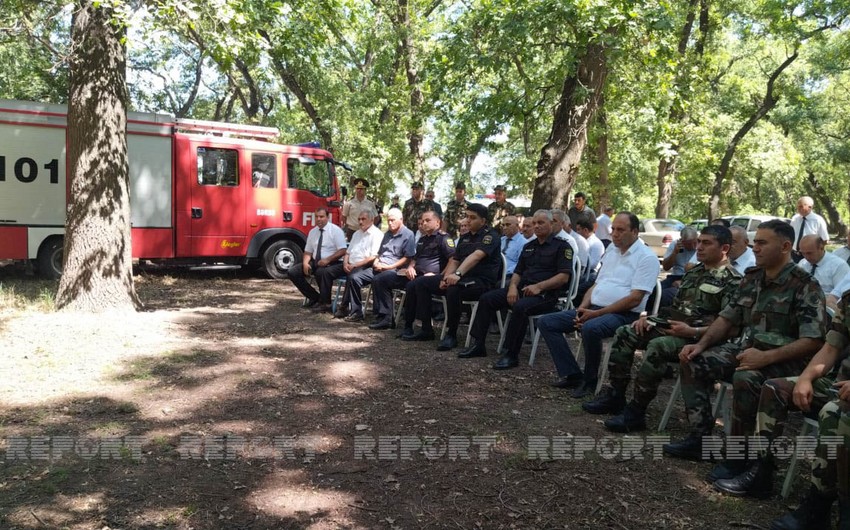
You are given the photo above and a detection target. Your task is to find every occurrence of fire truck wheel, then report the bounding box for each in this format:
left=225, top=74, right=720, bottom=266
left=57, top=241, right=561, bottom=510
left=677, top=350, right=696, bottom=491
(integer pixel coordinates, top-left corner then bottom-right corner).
left=38, top=238, right=64, bottom=280
left=262, top=240, right=301, bottom=280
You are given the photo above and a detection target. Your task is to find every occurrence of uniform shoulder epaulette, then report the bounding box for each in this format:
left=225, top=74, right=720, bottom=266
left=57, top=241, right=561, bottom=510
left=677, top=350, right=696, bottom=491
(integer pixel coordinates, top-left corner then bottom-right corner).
left=789, top=265, right=813, bottom=280
left=724, top=263, right=744, bottom=277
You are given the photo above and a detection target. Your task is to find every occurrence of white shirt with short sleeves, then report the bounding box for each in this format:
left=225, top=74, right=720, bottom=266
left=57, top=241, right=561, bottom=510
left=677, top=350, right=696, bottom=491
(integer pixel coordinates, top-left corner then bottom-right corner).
left=585, top=233, right=605, bottom=274
left=304, top=222, right=347, bottom=259
left=595, top=213, right=612, bottom=241
left=799, top=252, right=850, bottom=295
left=790, top=211, right=829, bottom=250
left=591, top=238, right=660, bottom=313
left=347, top=225, right=383, bottom=264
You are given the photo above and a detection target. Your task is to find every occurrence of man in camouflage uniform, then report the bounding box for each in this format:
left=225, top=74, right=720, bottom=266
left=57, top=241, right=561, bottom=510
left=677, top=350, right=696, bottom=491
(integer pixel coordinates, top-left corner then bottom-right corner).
left=443, top=181, right=469, bottom=238
left=487, top=184, right=516, bottom=233
left=663, top=220, right=827, bottom=469
left=402, top=181, right=435, bottom=232
left=581, top=225, right=741, bottom=433
left=714, top=292, right=850, bottom=528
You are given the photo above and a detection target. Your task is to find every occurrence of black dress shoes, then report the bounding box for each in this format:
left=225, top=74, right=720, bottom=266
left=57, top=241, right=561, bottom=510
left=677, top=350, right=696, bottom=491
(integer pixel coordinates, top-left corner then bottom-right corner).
left=457, top=341, right=487, bottom=358
left=369, top=318, right=393, bottom=330
left=663, top=432, right=707, bottom=461
left=550, top=374, right=583, bottom=389
left=397, top=327, right=415, bottom=339
left=436, top=335, right=457, bottom=351
left=403, top=329, right=435, bottom=341
left=492, top=355, right=518, bottom=370
left=569, top=380, right=595, bottom=399
left=582, top=386, right=626, bottom=415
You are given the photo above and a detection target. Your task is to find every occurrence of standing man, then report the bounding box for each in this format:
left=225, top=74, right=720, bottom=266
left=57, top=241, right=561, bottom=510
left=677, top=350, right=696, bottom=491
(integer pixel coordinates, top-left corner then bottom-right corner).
left=443, top=181, right=469, bottom=239
left=390, top=195, right=401, bottom=210
left=288, top=207, right=348, bottom=313
left=425, top=189, right=444, bottom=219
left=402, top=181, right=435, bottom=232
left=582, top=225, right=741, bottom=432
left=487, top=184, right=516, bottom=232
left=791, top=195, right=829, bottom=260
left=400, top=204, right=501, bottom=351
left=500, top=215, right=525, bottom=276
left=798, top=234, right=850, bottom=296
left=537, top=212, right=660, bottom=397
left=663, top=220, right=827, bottom=467
left=596, top=206, right=615, bottom=248
left=335, top=209, right=383, bottom=320
left=341, top=178, right=378, bottom=240
left=369, top=210, right=454, bottom=330
left=568, top=192, right=596, bottom=228
left=459, top=210, right=573, bottom=369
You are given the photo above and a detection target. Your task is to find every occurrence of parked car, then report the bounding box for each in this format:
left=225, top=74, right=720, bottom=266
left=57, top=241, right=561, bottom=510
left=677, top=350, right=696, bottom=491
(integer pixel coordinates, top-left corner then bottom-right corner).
left=639, top=218, right=685, bottom=258
left=721, top=215, right=791, bottom=244
left=688, top=219, right=709, bottom=232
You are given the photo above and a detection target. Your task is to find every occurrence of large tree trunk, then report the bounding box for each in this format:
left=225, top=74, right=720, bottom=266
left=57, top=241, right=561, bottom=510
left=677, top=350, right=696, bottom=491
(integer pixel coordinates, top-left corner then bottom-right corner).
left=55, top=0, right=140, bottom=312
left=530, top=41, right=608, bottom=211
left=589, top=96, right=611, bottom=209
left=707, top=51, right=798, bottom=220
left=399, top=0, right=426, bottom=182
left=807, top=170, right=847, bottom=239
left=655, top=156, right=676, bottom=218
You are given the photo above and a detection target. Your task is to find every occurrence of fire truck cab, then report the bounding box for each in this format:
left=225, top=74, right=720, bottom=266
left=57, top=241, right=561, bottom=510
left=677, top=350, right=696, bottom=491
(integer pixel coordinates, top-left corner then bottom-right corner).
left=0, top=99, right=346, bottom=279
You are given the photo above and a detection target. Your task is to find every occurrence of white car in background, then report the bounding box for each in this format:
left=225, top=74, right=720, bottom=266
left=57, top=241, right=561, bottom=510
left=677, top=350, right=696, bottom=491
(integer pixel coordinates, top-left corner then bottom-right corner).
left=639, top=218, right=685, bottom=258
left=721, top=215, right=791, bottom=244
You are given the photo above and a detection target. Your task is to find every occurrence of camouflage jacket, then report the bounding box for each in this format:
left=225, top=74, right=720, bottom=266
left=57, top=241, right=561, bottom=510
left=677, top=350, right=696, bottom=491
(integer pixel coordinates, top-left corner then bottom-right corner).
left=719, top=262, right=827, bottom=348
left=402, top=197, right=436, bottom=232
left=487, top=200, right=516, bottom=231
left=663, top=262, right=742, bottom=325
left=824, top=290, right=850, bottom=382
left=444, top=199, right=469, bottom=237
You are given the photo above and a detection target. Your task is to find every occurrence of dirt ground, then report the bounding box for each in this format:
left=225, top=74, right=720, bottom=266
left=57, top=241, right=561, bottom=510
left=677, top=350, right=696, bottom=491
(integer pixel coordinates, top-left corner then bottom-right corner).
left=0, top=264, right=815, bottom=529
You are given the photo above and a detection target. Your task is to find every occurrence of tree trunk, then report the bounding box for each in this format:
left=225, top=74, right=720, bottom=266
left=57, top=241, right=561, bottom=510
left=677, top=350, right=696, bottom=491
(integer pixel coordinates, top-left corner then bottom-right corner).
left=530, top=41, right=608, bottom=211
left=56, top=0, right=140, bottom=312
left=707, top=51, right=798, bottom=220
left=655, top=156, right=676, bottom=218
left=592, top=97, right=611, bottom=209
left=807, top=170, right=847, bottom=239
left=399, top=0, right=426, bottom=182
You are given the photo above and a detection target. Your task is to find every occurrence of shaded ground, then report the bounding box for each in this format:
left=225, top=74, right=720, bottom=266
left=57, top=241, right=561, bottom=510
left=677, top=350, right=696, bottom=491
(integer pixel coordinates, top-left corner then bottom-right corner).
left=0, top=265, right=815, bottom=529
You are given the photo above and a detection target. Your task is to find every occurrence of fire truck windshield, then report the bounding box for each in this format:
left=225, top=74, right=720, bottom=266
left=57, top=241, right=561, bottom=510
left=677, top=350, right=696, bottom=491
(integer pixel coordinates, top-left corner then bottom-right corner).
left=287, top=157, right=333, bottom=197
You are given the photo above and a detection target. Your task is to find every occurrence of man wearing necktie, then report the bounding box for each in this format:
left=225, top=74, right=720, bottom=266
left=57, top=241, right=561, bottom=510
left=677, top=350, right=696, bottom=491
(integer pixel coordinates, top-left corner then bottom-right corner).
left=791, top=196, right=829, bottom=262
left=288, top=207, right=347, bottom=312
left=798, top=234, right=850, bottom=296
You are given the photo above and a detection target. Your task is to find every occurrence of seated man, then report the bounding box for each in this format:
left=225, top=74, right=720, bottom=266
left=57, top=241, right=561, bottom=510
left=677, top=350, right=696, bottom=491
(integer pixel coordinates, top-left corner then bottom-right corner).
left=537, top=212, right=660, bottom=398
left=335, top=209, right=383, bottom=320
left=581, top=225, right=741, bottom=432
left=711, top=292, right=848, bottom=504
left=341, top=208, right=414, bottom=323
left=399, top=204, right=501, bottom=351
left=798, top=234, right=850, bottom=296
left=659, top=226, right=699, bottom=306
left=369, top=210, right=454, bottom=330
left=500, top=215, right=525, bottom=277
left=458, top=210, right=573, bottom=369
left=288, top=207, right=348, bottom=313
left=832, top=231, right=850, bottom=264
left=663, top=220, right=827, bottom=467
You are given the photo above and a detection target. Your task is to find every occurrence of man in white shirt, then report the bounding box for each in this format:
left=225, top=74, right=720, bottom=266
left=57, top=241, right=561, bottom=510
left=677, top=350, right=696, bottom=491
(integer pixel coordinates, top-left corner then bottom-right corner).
left=288, top=207, right=348, bottom=313
left=575, top=218, right=604, bottom=279
left=791, top=195, right=829, bottom=259
left=552, top=209, right=587, bottom=273
left=341, top=178, right=378, bottom=240
left=537, top=212, right=660, bottom=397
left=728, top=226, right=756, bottom=274
left=500, top=215, right=525, bottom=276
left=798, top=234, right=850, bottom=296
left=335, top=209, right=383, bottom=319
left=595, top=206, right=615, bottom=248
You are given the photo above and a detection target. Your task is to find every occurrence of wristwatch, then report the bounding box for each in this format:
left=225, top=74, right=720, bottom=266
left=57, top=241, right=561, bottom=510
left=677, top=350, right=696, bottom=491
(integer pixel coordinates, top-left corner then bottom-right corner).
left=454, top=270, right=463, bottom=278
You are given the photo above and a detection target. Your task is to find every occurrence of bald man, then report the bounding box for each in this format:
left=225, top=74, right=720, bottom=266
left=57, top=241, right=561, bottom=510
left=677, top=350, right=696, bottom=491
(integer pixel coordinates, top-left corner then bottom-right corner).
left=798, top=234, right=850, bottom=295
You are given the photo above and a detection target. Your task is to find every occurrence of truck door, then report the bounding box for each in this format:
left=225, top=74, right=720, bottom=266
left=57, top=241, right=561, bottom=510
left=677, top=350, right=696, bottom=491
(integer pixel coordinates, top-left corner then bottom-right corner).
left=284, top=155, right=340, bottom=230
left=190, top=145, right=247, bottom=256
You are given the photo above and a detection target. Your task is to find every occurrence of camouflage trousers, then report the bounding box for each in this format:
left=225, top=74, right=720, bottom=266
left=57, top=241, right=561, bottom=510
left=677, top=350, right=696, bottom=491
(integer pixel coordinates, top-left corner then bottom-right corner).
left=680, top=342, right=808, bottom=435
left=754, top=375, right=835, bottom=440
left=811, top=398, right=850, bottom=496
left=607, top=324, right=689, bottom=409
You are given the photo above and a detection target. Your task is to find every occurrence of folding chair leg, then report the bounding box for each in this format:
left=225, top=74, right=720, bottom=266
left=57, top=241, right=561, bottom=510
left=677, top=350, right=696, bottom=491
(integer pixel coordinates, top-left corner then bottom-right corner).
left=595, top=340, right=613, bottom=395
left=529, top=329, right=542, bottom=366
left=393, top=291, right=406, bottom=327
left=781, top=419, right=816, bottom=498
left=658, top=372, right=682, bottom=431
left=496, top=312, right=512, bottom=353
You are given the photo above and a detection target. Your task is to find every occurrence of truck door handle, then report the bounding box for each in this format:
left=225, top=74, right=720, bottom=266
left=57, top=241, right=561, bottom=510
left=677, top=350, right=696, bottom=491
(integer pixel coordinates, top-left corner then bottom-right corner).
left=282, top=211, right=293, bottom=222
left=192, top=207, right=203, bottom=219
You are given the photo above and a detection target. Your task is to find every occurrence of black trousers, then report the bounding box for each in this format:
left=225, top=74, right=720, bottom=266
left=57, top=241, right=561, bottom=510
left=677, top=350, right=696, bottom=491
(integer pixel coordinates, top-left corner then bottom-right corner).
left=469, top=288, right=558, bottom=355
left=407, top=275, right=492, bottom=335
left=371, top=270, right=409, bottom=319
left=288, top=261, right=345, bottom=304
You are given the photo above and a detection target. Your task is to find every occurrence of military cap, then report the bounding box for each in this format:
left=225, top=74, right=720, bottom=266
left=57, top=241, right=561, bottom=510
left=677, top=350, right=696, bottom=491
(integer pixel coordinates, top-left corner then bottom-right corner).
left=353, top=178, right=369, bottom=189
left=454, top=181, right=466, bottom=190
left=411, top=181, right=424, bottom=189
left=494, top=184, right=507, bottom=192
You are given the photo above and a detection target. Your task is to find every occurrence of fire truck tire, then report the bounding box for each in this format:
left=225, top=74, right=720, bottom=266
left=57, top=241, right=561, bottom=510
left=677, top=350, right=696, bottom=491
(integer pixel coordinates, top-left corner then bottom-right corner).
left=262, top=240, right=301, bottom=280
left=37, top=238, right=64, bottom=280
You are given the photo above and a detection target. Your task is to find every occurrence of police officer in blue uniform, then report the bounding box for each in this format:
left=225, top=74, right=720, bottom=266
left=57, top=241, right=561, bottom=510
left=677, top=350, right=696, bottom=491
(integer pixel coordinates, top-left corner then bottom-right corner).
left=400, top=203, right=502, bottom=351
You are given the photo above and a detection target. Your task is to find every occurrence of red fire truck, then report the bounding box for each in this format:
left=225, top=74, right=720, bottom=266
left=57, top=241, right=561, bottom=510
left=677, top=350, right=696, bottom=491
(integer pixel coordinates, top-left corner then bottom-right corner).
left=0, top=99, right=348, bottom=279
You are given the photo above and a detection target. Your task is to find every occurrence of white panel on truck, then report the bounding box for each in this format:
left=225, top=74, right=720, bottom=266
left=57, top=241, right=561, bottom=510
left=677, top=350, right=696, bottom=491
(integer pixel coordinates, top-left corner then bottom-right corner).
left=0, top=123, right=66, bottom=226
left=128, top=134, right=172, bottom=228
